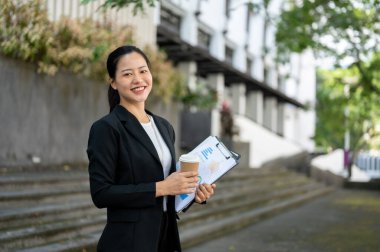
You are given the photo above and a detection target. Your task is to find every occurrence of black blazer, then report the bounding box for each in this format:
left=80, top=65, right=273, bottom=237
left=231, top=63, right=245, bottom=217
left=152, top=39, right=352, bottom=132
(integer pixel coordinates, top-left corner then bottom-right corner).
left=87, top=105, right=181, bottom=252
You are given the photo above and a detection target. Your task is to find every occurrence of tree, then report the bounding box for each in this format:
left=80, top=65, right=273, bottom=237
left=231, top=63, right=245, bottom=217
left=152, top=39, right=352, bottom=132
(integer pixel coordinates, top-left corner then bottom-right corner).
left=276, top=1, right=379, bottom=70
left=316, top=54, right=380, bottom=154
left=276, top=0, right=380, bottom=155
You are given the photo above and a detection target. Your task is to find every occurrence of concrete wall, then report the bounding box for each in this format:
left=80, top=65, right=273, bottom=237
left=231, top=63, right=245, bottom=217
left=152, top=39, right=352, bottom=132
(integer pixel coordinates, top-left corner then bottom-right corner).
left=0, top=56, right=180, bottom=167
left=0, top=56, right=108, bottom=167
left=262, top=151, right=311, bottom=176
left=235, top=114, right=302, bottom=168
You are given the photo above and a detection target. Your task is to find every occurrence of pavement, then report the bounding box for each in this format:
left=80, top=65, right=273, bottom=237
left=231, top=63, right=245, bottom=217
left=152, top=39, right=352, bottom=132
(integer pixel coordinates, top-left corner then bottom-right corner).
left=184, top=189, right=380, bottom=252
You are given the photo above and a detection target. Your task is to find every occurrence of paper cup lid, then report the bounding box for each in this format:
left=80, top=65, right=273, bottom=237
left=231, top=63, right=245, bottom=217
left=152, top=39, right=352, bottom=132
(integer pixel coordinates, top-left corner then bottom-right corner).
left=179, top=154, right=199, bottom=163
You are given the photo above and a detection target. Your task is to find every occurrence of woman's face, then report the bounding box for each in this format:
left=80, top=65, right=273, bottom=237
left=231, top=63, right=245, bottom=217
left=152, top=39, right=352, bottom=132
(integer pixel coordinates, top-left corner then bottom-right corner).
left=111, top=52, right=152, bottom=105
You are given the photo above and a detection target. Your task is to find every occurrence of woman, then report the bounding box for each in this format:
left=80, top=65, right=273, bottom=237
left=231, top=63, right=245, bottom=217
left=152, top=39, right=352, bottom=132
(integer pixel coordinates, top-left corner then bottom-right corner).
left=87, top=45, right=216, bottom=252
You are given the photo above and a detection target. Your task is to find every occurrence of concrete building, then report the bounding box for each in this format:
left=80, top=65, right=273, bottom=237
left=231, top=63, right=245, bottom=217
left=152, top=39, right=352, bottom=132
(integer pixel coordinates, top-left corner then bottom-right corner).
left=44, top=0, right=316, bottom=168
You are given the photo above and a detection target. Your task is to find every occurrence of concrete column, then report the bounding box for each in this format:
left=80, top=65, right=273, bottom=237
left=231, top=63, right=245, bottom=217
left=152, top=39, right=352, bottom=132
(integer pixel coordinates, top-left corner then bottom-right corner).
left=264, top=97, right=278, bottom=132
left=277, top=102, right=285, bottom=136
left=253, top=55, right=264, bottom=82
left=231, top=83, right=246, bottom=115
left=234, top=46, right=246, bottom=72
left=268, top=67, right=278, bottom=89
left=207, top=73, right=225, bottom=136
left=210, top=32, right=225, bottom=61
left=177, top=61, right=197, bottom=90
left=246, top=90, right=263, bottom=124
left=207, top=74, right=225, bottom=106
left=181, top=12, right=197, bottom=46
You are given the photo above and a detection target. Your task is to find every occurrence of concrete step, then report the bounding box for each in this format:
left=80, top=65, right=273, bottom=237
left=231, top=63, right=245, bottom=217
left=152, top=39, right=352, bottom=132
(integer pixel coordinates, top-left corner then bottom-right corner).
left=217, top=168, right=302, bottom=183
left=0, top=197, right=92, bottom=221
left=0, top=184, right=89, bottom=201
left=0, top=199, right=99, bottom=231
left=180, top=175, right=310, bottom=216
left=14, top=232, right=100, bottom=252
left=214, top=172, right=309, bottom=194
left=0, top=165, right=87, bottom=175
left=179, top=182, right=322, bottom=229
left=0, top=192, right=91, bottom=210
left=0, top=213, right=105, bottom=251
left=0, top=168, right=89, bottom=205
left=0, top=166, right=332, bottom=251
left=0, top=167, right=101, bottom=251
left=0, top=171, right=88, bottom=187
left=180, top=186, right=334, bottom=249
left=218, top=166, right=288, bottom=179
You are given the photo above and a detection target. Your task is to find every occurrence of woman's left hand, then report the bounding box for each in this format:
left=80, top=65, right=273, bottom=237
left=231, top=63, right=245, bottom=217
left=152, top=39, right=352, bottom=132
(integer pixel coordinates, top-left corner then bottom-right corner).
left=195, top=183, right=216, bottom=203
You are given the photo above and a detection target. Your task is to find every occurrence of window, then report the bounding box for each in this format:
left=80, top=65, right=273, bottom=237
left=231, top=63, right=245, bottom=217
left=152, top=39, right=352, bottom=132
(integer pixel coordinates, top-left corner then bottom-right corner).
left=225, top=0, right=231, bottom=18
left=246, top=4, right=251, bottom=32
left=246, top=58, right=252, bottom=75
left=278, top=76, right=286, bottom=92
left=160, top=7, right=181, bottom=34
left=264, top=67, right=269, bottom=83
left=198, top=29, right=211, bottom=50
left=225, top=46, right=234, bottom=65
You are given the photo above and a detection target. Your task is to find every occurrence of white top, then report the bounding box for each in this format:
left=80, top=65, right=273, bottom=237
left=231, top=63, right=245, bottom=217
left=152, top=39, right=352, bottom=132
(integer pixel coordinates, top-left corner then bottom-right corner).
left=141, top=115, right=172, bottom=211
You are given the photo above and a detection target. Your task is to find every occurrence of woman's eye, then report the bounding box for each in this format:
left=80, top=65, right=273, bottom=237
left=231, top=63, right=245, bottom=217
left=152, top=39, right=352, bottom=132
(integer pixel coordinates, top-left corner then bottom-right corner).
left=141, top=70, right=148, bottom=74
left=124, top=73, right=132, bottom=76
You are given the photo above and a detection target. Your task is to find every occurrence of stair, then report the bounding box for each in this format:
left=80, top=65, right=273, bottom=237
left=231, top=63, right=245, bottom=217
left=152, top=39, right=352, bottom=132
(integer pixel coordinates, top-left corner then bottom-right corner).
left=178, top=166, right=334, bottom=249
left=0, top=165, right=333, bottom=251
left=0, top=166, right=105, bottom=252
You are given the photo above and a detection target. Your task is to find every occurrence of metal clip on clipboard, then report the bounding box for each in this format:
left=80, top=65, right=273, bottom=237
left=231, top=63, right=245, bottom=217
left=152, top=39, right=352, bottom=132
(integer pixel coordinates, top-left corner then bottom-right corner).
left=216, top=137, right=241, bottom=161
left=216, top=142, right=231, bottom=160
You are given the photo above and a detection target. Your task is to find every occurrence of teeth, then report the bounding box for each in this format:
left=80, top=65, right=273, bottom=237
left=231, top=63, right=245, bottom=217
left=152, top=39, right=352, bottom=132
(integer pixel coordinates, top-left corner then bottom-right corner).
left=133, top=86, right=144, bottom=91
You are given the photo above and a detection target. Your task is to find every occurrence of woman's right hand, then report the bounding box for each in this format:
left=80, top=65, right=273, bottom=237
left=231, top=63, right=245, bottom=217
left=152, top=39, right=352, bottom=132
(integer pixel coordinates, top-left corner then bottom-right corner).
left=156, top=171, right=198, bottom=197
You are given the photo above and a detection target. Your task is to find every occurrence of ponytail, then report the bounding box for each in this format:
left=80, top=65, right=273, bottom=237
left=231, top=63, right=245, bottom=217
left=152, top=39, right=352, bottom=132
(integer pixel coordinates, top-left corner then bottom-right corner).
left=108, top=86, right=120, bottom=113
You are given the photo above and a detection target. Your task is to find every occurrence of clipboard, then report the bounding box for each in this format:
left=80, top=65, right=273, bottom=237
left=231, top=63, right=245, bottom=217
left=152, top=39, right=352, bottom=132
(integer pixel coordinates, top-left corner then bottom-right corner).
left=175, top=136, right=241, bottom=213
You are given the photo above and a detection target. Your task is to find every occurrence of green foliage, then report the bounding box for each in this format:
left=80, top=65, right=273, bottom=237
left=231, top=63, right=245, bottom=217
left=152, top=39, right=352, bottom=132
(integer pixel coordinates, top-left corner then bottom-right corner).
left=0, top=0, right=134, bottom=79
left=180, top=83, right=218, bottom=109
left=276, top=0, right=380, bottom=68
left=315, top=54, right=380, bottom=152
left=143, top=47, right=186, bottom=104
left=0, top=0, right=215, bottom=106
left=81, top=0, right=157, bottom=15
left=277, top=0, right=380, bottom=151
left=43, top=18, right=135, bottom=79
left=0, top=0, right=53, bottom=62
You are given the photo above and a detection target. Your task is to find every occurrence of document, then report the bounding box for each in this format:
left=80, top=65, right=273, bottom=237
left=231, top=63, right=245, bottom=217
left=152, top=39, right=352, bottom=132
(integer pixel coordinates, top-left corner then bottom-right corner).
left=175, top=136, right=240, bottom=213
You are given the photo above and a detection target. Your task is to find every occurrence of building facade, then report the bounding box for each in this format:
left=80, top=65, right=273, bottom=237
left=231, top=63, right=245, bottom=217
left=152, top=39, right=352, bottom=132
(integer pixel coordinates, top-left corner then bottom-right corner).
left=44, top=0, right=316, bottom=165
left=154, top=0, right=316, bottom=153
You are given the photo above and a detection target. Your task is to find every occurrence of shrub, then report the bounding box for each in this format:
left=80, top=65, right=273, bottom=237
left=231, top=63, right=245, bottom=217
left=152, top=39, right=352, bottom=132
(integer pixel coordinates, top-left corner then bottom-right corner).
left=0, top=0, right=217, bottom=106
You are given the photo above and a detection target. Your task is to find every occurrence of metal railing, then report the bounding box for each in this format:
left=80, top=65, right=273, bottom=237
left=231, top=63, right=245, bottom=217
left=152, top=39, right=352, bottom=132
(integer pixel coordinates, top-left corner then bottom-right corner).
left=355, top=153, right=380, bottom=179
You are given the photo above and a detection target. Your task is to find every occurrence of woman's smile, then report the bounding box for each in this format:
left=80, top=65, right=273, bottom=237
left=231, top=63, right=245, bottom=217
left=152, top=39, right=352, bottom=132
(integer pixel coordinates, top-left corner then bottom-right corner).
left=131, top=86, right=147, bottom=92
left=111, top=52, right=153, bottom=105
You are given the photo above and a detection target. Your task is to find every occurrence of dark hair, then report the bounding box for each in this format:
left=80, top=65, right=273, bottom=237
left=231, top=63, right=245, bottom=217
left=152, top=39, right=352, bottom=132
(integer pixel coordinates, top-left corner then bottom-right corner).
left=107, top=45, right=151, bottom=112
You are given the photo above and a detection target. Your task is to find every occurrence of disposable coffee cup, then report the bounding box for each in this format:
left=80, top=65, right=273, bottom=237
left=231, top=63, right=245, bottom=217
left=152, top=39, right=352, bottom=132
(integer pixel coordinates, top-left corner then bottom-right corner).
left=179, top=154, right=200, bottom=172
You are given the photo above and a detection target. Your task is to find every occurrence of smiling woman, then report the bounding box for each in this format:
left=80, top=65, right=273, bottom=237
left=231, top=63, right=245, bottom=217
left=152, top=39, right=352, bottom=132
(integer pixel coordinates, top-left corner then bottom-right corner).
left=87, top=45, right=216, bottom=252
left=108, top=47, right=153, bottom=119
left=106, top=46, right=153, bottom=114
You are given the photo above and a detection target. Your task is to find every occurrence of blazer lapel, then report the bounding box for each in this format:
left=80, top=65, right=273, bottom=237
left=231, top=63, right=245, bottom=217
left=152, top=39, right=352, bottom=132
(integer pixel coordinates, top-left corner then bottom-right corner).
left=113, top=105, right=161, bottom=166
